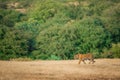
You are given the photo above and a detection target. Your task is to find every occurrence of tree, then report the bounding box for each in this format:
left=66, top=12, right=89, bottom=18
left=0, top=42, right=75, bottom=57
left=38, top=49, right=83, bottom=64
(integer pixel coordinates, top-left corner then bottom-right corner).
left=35, top=18, right=111, bottom=59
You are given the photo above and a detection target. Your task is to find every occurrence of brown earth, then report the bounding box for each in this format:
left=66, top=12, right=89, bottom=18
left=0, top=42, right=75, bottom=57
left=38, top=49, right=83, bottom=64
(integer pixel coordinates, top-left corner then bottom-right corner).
left=0, top=59, right=120, bottom=80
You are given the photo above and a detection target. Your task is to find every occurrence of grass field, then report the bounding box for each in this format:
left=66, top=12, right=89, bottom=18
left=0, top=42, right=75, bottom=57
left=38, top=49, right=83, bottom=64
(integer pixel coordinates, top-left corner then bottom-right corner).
left=0, top=59, right=120, bottom=80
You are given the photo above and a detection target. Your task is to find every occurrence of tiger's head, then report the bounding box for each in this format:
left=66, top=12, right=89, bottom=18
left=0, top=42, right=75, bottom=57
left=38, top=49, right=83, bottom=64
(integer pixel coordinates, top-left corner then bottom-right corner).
left=74, top=54, right=80, bottom=59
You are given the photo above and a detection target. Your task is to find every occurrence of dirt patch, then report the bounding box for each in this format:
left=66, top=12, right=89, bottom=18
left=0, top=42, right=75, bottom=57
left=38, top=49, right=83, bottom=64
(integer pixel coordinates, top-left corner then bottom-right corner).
left=0, top=59, right=120, bottom=80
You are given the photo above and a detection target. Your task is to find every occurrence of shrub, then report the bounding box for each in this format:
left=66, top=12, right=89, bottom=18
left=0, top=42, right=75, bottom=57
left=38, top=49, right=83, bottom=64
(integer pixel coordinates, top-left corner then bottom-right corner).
left=48, top=55, right=61, bottom=60
left=10, top=57, right=32, bottom=61
left=110, top=43, right=120, bottom=58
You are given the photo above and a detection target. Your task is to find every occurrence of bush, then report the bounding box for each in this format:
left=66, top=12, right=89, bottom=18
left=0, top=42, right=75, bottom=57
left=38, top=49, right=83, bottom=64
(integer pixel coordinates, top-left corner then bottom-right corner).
left=110, top=43, right=120, bottom=58
left=102, top=43, right=120, bottom=58
left=36, top=18, right=111, bottom=59
left=10, top=57, right=32, bottom=61
left=48, top=55, right=61, bottom=60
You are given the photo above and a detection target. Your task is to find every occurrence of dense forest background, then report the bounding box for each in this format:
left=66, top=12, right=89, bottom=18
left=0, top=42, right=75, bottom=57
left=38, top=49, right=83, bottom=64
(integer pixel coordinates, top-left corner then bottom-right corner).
left=0, top=0, right=120, bottom=60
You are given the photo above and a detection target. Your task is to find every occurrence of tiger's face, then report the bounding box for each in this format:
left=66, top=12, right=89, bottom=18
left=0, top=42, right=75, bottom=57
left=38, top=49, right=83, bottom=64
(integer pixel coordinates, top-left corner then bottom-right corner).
left=74, top=54, right=80, bottom=59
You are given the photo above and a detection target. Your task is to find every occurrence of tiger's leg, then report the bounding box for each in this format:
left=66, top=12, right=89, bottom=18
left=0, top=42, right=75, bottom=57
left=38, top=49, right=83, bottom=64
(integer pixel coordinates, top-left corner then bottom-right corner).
left=88, top=59, right=91, bottom=64
left=91, top=58, right=95, bottom=64
left=82, top=60, right=86, bottom=64
left=78, top=59, right=82, bottom=64
left=89, top=59, right=93, bottom=64
left=89, top=60, right=91, bottom=64
left=92, top=59, right=95, bottom=64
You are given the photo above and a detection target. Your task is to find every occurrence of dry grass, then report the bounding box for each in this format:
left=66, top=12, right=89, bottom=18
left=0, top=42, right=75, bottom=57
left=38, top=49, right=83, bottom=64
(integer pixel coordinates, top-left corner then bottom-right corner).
left=0, top=59, right=120, bottom=80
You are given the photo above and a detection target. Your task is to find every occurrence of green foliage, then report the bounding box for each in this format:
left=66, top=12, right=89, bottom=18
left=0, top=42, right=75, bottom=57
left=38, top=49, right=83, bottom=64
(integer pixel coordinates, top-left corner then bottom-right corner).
left=64, top=4, right=84, bottom=19
left=0, top=9, right=25, bottom=27
left=93, top=52, right=102, bottom=58
left=74, top=18, right=111, bottom=53
left=0, top=28, right=29, bottom=60
left=31, top=50, right=49, bottom=60
left=0, top=0, right=120, bottom=60
left=102, top=43, right=120, bottom=58
left=36, top=18, right=111, bottom=59
left=48, top=55, right=61, bottom=60
left=102, top=3, right=120, bottom=42
left=28, top=0, right=60, bottom=22
left=110, top=43, right=120, bottom=58
left=15, top=19, right=40, bottom=53
left=10, top=57, right=32, bottom=61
